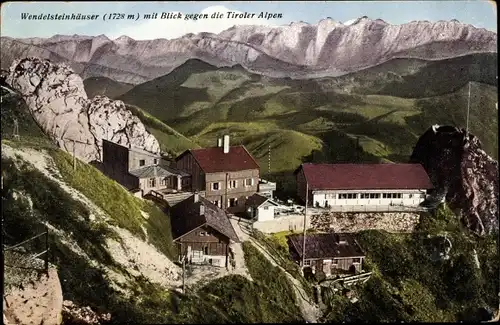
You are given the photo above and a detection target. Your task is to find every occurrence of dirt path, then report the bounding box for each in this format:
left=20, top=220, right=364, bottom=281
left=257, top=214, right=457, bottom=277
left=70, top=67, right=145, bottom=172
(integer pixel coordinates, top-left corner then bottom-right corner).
left=230, top=219, right=322, bottom=323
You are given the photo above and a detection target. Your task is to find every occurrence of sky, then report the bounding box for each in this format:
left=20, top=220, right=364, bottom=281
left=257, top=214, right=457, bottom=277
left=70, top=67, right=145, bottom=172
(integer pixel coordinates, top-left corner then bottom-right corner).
left=0, top=1, right=496, bottom=40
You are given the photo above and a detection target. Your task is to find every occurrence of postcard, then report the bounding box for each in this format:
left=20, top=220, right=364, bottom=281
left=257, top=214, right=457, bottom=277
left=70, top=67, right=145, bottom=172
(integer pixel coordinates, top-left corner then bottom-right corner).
left=1, top=1, right=498, bottom=324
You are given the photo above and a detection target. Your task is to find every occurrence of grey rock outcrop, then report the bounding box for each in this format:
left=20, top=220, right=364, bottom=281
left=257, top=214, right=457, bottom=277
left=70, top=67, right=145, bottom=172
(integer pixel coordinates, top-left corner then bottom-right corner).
left=5, top=58, right=160, bottom=162
left=410, top=125, right=499, bottom=236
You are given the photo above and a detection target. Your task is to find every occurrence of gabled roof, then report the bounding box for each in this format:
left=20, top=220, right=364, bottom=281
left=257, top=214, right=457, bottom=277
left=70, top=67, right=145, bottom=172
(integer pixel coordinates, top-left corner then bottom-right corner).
left=175, top=145, right=259, bottom=174
left=297, top=163, right=433, bottom=190
left=245, top=193, right=279, bottom=208
left=170, top=195, right=239, bottom=242
left=129, top=164, right=190, bottom=179
left=288, top=233, right=365, bottom=260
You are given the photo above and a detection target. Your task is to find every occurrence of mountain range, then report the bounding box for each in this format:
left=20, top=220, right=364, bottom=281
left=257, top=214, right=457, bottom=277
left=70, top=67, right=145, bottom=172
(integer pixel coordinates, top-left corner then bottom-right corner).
left=1, top=16, right=499, bottom=325
left=1, top=17, right=496, bottom=84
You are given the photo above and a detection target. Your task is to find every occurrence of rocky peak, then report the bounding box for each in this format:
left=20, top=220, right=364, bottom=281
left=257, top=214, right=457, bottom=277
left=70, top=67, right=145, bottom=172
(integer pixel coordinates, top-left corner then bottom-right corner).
left=5, top=57, right=160, bottom=162
left=410, top=125, right=499, bottom=236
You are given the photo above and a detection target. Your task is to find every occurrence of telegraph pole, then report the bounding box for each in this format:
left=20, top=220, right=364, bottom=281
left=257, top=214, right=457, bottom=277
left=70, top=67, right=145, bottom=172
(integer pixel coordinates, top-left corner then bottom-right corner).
left=72, top=139, right=76, bottom=171
left=302, top=182, right=308, bottom=268
left=466, top=81, right=471, bottom=133
left=182, top=255, right=186, bottom=293
left=268, top=144, right=271, bottom=177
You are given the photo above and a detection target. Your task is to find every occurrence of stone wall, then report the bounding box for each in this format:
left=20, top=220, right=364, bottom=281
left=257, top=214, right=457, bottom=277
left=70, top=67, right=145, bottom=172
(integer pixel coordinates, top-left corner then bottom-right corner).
left=252, top=211, right=420, bottom=234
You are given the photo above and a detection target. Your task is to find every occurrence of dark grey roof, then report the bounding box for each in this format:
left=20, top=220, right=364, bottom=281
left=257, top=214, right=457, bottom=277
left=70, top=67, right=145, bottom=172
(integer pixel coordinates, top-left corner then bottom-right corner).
left=288, top=233, right=365, bottom=260
left=129, top=165, right=190, bottom=178
left=170, top=195, right=239, bottom=242
left=129, top=145, right=162, bottom=158
left=246, top=193, right=278, bottom=208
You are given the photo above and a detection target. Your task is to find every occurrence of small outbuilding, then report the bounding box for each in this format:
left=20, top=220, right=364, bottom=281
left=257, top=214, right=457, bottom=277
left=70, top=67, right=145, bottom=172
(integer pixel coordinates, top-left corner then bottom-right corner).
left=288, top=232, right=365, bottom=276
left=245, top=193, right=279, bottom=222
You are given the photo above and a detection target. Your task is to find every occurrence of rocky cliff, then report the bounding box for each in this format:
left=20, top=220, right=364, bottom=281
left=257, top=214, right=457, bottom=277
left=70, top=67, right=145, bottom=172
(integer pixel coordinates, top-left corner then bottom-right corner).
left=1, top=17, right=496, bottom=83
left=410, top=125, right=499, bottom=235
left=5, top=58, right=160, bottom=162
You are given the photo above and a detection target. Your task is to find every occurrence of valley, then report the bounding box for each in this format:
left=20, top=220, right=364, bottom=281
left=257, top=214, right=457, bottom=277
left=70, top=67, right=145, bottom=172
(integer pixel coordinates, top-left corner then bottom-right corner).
left=88, top=53, right=498, bottom=195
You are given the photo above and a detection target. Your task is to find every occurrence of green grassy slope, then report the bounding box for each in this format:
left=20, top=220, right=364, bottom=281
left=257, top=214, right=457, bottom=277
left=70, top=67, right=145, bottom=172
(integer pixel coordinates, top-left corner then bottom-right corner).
left=83, top=76, right=134, bottom=99
left=1, top=149, right=175, bottom=322
left=2, top=140, right=306, bottom=323
left=125, top=104, right=200, bottom=156
left=324, top=204, right=498, bottom=322
left=114, top=54, right=497, bottom=196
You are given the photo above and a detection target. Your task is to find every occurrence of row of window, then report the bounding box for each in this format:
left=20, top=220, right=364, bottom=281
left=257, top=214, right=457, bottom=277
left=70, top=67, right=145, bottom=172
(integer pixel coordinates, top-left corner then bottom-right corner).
left=213, top=197, right=239, bottom=208
left=335, top=193, right=423, bottom=200
left=303, top=257, right=361, bottom=266
left=139, top=158, right=158, bottom=167
left=212, top=178, right=254, bottom=191
left=147, top=177, right=189, bottom=188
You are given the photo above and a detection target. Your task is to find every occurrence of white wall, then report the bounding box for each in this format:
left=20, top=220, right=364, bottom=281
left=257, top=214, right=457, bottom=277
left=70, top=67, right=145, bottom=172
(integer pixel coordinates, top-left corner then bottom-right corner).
left=256, top=205, right=275, bottom=222
left=189, top=251, right=227, bottom=267
left=312, top=189, right=427, bottom=208
left=252, top=212, right=419, bottom=234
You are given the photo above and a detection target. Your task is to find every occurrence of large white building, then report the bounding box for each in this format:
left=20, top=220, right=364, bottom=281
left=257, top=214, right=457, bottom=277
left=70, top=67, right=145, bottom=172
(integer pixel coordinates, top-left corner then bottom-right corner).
left=295, top=163, right=433, bottom=211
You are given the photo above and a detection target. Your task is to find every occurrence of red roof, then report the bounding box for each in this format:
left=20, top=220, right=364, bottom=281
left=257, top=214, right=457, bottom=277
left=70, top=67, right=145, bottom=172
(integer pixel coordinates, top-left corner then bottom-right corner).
left=181, top=145, right=260, bottom=174
left=299, top=163, right=433, bottom=190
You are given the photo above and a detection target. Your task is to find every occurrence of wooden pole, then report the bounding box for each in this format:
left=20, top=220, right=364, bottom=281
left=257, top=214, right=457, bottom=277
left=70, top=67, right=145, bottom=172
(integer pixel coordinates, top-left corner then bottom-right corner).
left=182, top=255, right=186, bottom=293
left=302, top=182, right=308, bottom=268
left=72, top=140, right=76, bottom=171
left=44, top=225, right=49, bottom=274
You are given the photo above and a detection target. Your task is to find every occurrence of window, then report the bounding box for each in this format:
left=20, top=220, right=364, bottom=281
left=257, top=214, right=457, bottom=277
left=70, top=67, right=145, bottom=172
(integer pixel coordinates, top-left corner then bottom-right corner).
left=160, top=178, right=166, bottom=186
left=153, top=158, right=158, bottom=165
left=353, top=258, right=361, bottom=264
left=204, top=246, right=209, bottom=255
left=148, top=178, right=156, bottom=188
left=212, top=182, right=220, bottom=191
left=245, top=178, right=253, bottom=187
left=139, top=159, right=145, bottom=167
left=228, top=180, right=237, bottom=189
left=263, top=206, right=269, bottom=210
left=397, top=193, right=402, bottom=199
left=347, top=193, right=357, bottom=199
left=369, top=193, right=380, bottom=199
left=409, top=194, right=413, bottom=198
left=199, top=231, right=207, bottom=236
left=360, top=193, right=368, bottom=199
left=229, top=198, right=238, bottom=207
left=383, top=193, right=388, bottom=199
left=332, top=259, right=339, bottom=265
left=304, top=260, right=311, bottom=266
left=213, top=200, right=219, bottom=207
left=339, top=193, right=348, bottom=199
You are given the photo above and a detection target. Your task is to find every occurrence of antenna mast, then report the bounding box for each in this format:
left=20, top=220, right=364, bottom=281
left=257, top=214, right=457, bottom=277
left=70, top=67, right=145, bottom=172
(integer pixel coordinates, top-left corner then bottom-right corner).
left=466, top=81, right=471, bottom=133
left=268, top=144, right=271, bottom=176
left=302, top=182, right=308, bottom=268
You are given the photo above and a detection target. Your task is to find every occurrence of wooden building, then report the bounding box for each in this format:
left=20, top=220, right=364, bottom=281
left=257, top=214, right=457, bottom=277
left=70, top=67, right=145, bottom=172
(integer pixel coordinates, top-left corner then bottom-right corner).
left=294, top=163, right=433, bottom=211
left=288, top=232, right=365, bottom=276
left=102, top=139, right=190, bottom=194
left=174, top=135, right=264, bottom=213
left=170, top=193, right=239, bottom=268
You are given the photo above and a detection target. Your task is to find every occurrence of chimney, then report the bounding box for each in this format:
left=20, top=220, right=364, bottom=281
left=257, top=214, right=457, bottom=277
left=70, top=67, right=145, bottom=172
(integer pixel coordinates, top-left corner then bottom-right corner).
left=200, top=204, right=205, bottom=215
left=223, top=134, right=230, bottom=154
left=217, top=138, right=223, bottom=147
left=194, top=192, right=199, bottom=203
